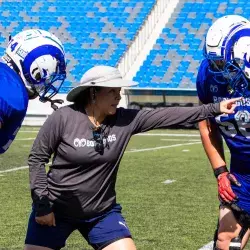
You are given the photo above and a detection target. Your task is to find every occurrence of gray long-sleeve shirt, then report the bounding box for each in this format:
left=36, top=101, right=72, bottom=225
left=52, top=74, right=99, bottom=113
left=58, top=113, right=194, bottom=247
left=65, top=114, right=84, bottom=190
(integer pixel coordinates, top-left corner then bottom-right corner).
left=29, top=103, right=220, bottom=219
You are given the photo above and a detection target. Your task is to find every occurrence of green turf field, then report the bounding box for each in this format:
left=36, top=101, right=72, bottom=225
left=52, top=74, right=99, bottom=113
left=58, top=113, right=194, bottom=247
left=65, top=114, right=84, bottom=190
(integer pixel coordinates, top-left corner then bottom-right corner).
left=0, top=127, right=247, bottom=250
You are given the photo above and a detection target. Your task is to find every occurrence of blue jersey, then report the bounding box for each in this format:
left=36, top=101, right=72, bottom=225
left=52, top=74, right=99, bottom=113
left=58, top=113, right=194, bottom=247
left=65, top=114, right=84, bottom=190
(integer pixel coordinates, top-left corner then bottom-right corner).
left=197, top=59, right=250, bottom=214
left=0, top=62, right=29, bottom=154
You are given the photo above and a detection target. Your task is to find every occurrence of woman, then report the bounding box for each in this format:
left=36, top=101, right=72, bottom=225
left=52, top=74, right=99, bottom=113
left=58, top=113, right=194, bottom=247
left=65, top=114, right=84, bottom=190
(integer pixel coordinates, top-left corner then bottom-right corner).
left=24, top=65, right=240, bottom=250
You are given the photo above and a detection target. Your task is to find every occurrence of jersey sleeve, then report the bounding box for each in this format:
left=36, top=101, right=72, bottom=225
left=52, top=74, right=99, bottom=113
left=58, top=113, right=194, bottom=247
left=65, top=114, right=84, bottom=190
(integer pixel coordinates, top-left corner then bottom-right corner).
left=28, top=108, right=65, bottom=216
left=124, top=103, right=221, bottom=135
left=0, top=96, right=11, bottom=124
left=196, top=59, right=210, bottom=104
left=0, top=97, right=21, bottom=154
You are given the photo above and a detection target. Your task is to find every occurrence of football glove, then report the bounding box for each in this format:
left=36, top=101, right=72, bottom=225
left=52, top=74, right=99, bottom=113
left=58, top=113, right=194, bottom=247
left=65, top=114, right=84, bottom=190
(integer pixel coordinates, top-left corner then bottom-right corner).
left=217, top=172, right=241, bottom=203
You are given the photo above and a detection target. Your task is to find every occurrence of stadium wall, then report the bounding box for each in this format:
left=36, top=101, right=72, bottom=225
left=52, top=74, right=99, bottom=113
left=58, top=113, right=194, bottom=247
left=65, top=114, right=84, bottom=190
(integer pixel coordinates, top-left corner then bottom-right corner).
left=125, top=89, right=198, bottom=110
left=24, top=90, right=129, bottom=126
left=23, top=94, right=70, bottom=126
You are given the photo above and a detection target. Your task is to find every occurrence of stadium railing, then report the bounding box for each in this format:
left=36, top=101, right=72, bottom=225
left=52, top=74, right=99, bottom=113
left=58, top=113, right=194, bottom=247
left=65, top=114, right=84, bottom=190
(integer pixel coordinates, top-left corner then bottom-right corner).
left=117, top=0, right=171, bottom=77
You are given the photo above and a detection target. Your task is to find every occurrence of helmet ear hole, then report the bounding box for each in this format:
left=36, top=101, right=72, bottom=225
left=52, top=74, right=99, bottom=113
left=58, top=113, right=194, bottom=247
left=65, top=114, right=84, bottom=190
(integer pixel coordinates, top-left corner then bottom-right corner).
left=55, top=61, right=60, bottom=74
left=34, top=72, right=41, bottom=81
left=32, top=67, right=42, bottom=81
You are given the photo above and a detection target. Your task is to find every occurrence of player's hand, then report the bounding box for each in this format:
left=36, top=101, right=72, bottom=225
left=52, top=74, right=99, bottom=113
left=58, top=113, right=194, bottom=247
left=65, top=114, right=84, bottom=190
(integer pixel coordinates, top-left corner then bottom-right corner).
left=35, top=212, right=56, bottom=227
left=219, top=97, right=242, bottom=114
left=217, top=172, right=241, bottom=203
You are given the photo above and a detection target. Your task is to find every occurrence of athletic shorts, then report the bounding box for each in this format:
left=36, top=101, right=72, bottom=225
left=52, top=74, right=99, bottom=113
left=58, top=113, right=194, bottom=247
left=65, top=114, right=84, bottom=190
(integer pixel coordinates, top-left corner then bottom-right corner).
left=25, top=204, right=132, bottom=250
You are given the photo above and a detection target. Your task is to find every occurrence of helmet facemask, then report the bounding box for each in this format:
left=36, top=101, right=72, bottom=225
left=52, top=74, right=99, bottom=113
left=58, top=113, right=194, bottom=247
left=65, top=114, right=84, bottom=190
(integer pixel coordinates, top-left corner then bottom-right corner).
left=224, top=57, right=250, bottom=97
left=203, top=45, right=227, bottom=84
left=223, top=28, right=250, bottom=97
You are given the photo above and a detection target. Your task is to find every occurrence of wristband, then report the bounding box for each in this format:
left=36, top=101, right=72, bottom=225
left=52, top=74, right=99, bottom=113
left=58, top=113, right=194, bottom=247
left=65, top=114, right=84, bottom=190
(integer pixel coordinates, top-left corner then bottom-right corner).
left=214, top=166, right=228, bottom=178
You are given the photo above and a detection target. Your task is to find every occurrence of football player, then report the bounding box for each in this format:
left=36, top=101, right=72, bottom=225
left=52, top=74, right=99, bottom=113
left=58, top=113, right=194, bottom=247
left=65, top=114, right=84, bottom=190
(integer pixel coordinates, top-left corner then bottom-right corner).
left=197, top=16, right=250, bottom=250
left=0, top=29, right=66, bottom=154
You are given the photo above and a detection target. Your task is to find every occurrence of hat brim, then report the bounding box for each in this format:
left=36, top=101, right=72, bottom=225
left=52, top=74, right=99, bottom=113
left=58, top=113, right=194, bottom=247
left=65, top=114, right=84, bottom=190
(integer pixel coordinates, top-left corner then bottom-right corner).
left=66, top=79, right=138, bottom=102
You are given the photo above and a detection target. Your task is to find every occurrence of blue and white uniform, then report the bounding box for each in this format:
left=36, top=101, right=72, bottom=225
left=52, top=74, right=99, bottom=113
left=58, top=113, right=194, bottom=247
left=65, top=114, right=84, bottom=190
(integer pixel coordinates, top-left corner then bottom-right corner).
left=197, top=58, right=250, bottom=214
left=0, top=62, right=28, bottom=154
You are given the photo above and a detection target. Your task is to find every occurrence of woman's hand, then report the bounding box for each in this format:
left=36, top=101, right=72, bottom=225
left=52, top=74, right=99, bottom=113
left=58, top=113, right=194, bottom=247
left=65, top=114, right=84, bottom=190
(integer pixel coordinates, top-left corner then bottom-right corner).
left=35, top=212, right=56, bottom=227
left=219, top=97, right=242, bottom=114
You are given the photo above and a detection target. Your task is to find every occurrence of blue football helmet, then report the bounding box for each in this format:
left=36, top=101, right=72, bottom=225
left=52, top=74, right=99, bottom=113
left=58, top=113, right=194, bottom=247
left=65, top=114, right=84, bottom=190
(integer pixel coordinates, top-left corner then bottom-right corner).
left=2, top=29, right=66, bottom=102
left=223, top=24, right=250, bottom=96
left=204, top=15, right=249, bottom=84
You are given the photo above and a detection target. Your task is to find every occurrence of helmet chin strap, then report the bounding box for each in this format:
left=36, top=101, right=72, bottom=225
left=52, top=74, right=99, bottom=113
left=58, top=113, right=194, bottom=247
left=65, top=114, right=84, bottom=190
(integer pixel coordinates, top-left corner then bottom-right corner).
left=42, top=97, right=64, bottom=111
left=27, top=87, right=64, bottom=110
left=26, top=87, right=39, bottom=100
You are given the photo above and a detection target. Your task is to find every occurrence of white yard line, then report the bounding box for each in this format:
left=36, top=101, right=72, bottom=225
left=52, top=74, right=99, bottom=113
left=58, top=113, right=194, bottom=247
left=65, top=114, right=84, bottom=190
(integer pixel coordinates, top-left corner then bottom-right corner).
left=161, top=139, right=200, bottom=142
left=0, top=162, right=52, bottom=174
left=16, top=138, right=35, bottom=141
left=19, top=131, right=39, bottom=133
left=126, top=142, right=201, bottom=153
left=162, top=180, right=176, bottom=184
left=199, top=241, right=214, bottom=250
left=0, top=165, right=29, bottom=173
left=136, top=133, right=200, bottom=137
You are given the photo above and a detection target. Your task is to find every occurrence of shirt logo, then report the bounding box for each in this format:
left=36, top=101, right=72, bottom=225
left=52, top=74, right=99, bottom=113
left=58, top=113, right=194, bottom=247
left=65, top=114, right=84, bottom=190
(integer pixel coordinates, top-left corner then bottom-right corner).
left=73, top=134, right=116, bottom=148
left=235, top=110, right=250, bottom=123
left=210, top=84, right=218, bottom=93
left=119, top=221, right=127, bottom=228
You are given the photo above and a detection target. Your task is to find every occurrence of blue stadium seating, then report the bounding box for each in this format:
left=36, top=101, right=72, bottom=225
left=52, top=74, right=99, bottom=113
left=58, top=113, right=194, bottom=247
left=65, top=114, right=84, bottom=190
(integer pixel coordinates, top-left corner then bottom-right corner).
left=134, top=0, right=250, bottom=89
left=0, top=0, right=155, bottom=93
left=1, top=0, right=249, bottom=92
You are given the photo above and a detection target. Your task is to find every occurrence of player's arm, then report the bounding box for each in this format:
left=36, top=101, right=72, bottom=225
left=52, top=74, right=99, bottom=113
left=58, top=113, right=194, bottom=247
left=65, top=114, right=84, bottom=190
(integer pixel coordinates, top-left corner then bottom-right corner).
left=0, top=98, right=23, bottom=154
left=195, top=61, right=226, bottom=170
left=198, top=100, right=240, bottom=203
left=0, top=97, right=7, bottom=131
left=198, top=100, right=226, bottom=169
